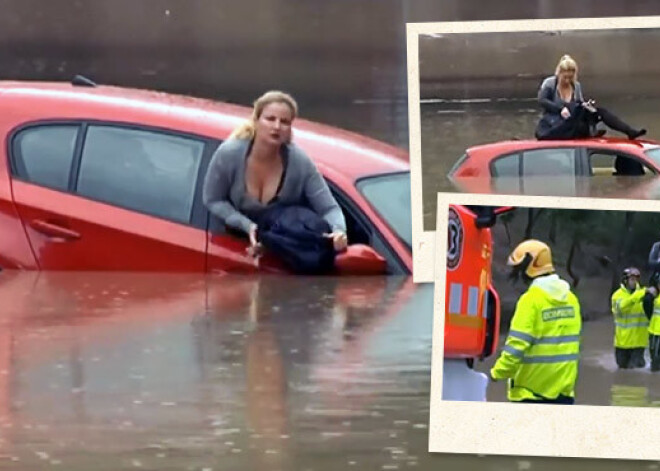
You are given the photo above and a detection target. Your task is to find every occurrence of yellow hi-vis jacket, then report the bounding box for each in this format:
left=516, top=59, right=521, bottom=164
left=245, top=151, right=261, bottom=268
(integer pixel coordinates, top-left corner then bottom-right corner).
left=490, top=274, right=581, bottom=402
left=611, top=284, right=649, bottom=348
left=649, top=294, right=660, bottom=336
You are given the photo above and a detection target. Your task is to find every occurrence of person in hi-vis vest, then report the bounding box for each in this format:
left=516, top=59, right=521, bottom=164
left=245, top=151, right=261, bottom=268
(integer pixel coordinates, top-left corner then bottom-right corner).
left=490, top=240, right=582, bottom=404
left=643, top=276, right=660, bottom=372
left=611, top=267, right=648, bottom=369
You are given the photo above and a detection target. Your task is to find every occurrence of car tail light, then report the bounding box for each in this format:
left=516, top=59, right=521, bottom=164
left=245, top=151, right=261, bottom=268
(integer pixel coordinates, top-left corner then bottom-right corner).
left=448, top=153, right=469, bottom=177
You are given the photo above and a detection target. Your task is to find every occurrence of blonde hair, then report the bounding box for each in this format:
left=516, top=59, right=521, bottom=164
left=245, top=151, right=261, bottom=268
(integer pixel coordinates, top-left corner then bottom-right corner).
left=555, top=54, right=578, bottom=82
left=230, top=90, right=298, bottom=142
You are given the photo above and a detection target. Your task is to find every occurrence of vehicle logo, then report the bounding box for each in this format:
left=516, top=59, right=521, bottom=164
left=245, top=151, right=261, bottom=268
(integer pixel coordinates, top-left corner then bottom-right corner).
left=447, top=207, right=463, bottom=271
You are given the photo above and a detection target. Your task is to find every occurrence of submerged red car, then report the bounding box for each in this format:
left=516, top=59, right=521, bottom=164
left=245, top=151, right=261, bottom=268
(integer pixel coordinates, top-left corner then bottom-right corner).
left=449, top=137, right=660, bottom=178
left=447, top=137, right=660, bottom=198
left=0, top=78, right=412, bottom=274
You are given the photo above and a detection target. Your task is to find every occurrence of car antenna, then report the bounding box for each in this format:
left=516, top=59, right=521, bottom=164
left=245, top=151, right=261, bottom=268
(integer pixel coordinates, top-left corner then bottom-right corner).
left=71, top=75, right=97, bottom=87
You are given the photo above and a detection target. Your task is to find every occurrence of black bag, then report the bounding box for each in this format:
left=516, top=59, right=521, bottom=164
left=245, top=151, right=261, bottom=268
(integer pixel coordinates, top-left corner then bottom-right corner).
left=256, top=204, right=336, bottom=275
left=535, top=102, right=596, bottom=140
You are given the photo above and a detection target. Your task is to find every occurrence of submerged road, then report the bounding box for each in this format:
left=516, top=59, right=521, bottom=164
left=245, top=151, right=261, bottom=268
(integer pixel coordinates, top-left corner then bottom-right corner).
left=0, top=271, right=655, bottom=469
left=479, top=316, right=660, bottom=407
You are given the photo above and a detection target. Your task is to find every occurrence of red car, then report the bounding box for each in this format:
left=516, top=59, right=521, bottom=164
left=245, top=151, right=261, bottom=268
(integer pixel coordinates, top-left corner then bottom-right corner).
left=0, top=78, right=412, bottom=274
left=450, top=137, right=660, bottom=178
left=448, top=137, right=660, bottom=197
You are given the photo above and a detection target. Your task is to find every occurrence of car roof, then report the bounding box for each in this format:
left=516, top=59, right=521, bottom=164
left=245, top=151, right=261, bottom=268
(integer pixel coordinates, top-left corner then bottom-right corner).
left=0, top=80, right=409, bottom=181
left=466, top=137, right=660, bottom=157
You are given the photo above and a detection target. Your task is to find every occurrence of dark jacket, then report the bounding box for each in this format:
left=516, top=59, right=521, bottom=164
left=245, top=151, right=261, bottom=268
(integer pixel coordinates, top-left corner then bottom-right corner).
left=644, top=290, right=656, bottom=321
left=649, top=242, right=660, bottom=272
left=535, top=75, right=595, bottom=139
left=257, top=204, right=337, bottom=275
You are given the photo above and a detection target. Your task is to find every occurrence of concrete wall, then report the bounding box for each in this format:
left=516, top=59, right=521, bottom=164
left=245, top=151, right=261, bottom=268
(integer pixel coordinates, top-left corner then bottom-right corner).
left=419, top=28, right=660, bottom=100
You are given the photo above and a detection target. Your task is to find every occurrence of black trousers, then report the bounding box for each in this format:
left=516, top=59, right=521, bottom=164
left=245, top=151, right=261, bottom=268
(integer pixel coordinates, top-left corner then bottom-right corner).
left=615, top=347, right=646, bottom=369
left=537, top=103, right=638, bottom=140
left=518, top=395, right=575, bottom=405
left=596, top=106, right=639, bottom=136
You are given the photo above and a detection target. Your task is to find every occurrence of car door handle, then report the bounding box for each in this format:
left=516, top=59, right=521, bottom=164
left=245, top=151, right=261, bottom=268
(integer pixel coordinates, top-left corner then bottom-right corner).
left=29, top=219, right=81, bottom=241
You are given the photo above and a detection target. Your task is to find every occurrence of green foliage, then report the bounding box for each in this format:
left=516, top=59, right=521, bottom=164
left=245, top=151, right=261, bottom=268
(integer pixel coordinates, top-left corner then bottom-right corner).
left=494, top=207, right=660, bottom=321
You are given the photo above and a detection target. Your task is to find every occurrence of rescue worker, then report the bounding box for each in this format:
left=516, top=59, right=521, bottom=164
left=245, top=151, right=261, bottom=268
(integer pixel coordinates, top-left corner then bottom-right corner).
left=610, top=267, right=648, bottom=369
left=643, top=276, right=660, bottom=372
left=490, top=240, right=582, bottom=404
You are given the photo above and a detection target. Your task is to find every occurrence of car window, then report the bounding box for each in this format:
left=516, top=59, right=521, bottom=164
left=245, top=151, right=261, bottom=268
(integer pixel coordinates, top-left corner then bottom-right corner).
left=589, top=151, right=650, bottom=176
left=491, top=154, right=520, bottom=177
left=12, top=125, right=78, bottom=191
left=77, top=126, right=204, bottom=224
left=356, top=172, right=412, bottom=248
left=644, top=148, right=660, bottom=168
left=522, top=148, right=576, bottom=176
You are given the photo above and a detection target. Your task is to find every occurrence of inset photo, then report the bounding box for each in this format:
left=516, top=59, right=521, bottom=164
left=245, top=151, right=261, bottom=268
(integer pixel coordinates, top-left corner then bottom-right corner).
left=430, top=192, right=660, bottom=460
left=407, top=16, right=660, bottom=281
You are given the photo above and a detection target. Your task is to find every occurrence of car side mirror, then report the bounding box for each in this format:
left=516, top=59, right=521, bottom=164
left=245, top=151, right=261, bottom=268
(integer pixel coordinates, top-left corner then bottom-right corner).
left=475, top=213, right=497, bottom=229
left=471, top=205, right=515, bottom=229
left=335, top=244, right=388, bottom=275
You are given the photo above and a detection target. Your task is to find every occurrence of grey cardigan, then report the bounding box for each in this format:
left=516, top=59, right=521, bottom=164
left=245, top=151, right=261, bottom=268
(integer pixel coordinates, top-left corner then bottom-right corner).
left=537, top=75, right=585, bottom=116
left=202, top=138, right=347, bottom=235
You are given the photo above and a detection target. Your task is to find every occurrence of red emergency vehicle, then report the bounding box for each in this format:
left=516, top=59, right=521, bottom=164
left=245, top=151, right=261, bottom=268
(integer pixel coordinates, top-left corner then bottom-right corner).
left=444, top=205, right=512, bottom=361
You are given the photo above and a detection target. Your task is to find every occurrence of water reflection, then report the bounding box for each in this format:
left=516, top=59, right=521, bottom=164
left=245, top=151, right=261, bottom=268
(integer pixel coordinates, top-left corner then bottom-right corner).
left=0, top=271, right=434, bottom=469
left=0, top=272, right=659, bottom=468
left=610, top=385, right=650, bottom=408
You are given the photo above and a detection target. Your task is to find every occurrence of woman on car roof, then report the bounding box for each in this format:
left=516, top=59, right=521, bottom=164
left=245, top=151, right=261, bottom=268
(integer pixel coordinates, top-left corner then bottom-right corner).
left=535, top=54, right=646, bottom=141
left=202, top=90, right=348, bottom=258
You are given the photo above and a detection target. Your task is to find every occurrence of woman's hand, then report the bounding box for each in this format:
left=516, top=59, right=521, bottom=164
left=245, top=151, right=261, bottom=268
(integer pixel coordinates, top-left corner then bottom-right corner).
left=246, top=224, right=264, bottom=259
left=560, top=107, right=571, bottom=119
left=582, top=99, right=597, bottom=113
left=325, top=231, right=348, bottom=252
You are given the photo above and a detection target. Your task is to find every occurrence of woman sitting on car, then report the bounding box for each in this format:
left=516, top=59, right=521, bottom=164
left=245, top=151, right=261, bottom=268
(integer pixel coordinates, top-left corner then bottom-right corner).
left=202, top=90, right=348, bottom=261
left=535, top=54, right=646, bottom=141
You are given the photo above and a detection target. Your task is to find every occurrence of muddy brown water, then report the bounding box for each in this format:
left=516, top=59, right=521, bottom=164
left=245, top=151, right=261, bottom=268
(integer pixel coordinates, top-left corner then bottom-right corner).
left=0, top=271, right=655, bottom=470
left=478, top=317, right=660, bottom=406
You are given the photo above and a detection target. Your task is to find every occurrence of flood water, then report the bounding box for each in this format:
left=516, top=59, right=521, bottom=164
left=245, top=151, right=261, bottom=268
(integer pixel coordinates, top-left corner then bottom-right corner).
left=477, top=317, right=660, bottom=406
left=421, top=97, right=660, bottom=230
left=0, top=271, right=656, bottom=470
left=0, top=272, right=432, bottom=470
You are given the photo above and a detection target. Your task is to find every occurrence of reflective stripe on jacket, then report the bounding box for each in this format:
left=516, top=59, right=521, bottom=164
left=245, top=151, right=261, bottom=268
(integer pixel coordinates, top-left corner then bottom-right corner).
left=611, top=285, right=649, bottom=348
left=491, top=274, right=582, bottom=402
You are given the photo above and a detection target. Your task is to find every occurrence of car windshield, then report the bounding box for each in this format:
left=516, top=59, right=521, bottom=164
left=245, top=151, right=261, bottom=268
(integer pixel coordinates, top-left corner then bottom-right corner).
left=644, top=148, right=660, bottom=168
left=356, top=172, right=412, bottom=249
